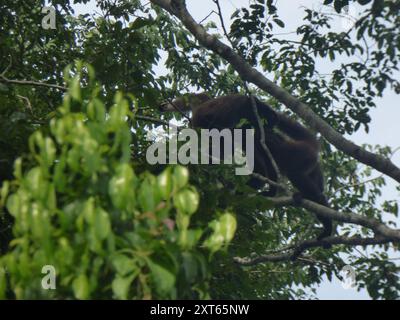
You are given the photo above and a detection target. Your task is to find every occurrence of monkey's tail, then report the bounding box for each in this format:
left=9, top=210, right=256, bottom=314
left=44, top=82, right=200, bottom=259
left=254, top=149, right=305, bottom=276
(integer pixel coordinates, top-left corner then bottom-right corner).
left=290, top=194, right=333, bottom=260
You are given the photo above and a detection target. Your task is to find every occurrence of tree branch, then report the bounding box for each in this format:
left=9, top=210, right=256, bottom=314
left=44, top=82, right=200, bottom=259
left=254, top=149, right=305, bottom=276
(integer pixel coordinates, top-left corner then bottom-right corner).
left=0, top=76, right=67, bottom=91
left=234, top=235, right=390, bottom=265
left=266, top=196, right=400, bottom=242
left=134, top=114, right=173, bottom=127
left=149, top=0, right=400, bottom=184
left=249, top=94, right=282, bottom=183
left=251, top=172, right=287, bottom=192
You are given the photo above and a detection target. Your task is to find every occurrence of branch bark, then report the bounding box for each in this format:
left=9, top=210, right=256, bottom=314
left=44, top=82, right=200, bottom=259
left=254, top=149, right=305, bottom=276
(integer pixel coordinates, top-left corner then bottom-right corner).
left=134, top=114, right=173, bottom=127
left=150, top=0, right=400, bottom=184
left=232, top=193, right=400, bottom=264
left=234, top=235, right=390, bottom=265
left=0, top=76, right=67, bottom=91
left=267, top=196, right=400, bottom=242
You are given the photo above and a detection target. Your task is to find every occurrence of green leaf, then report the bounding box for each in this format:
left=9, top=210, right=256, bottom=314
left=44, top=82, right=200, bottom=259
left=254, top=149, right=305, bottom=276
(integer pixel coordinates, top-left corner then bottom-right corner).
left=72, top=274, right=90, bottom=299
left=0, top=83, right=9, bottom=92
left=70, top=77, right=81, bottom=101
left=87, top=98, right=106, bottom=122
left=274, top=19, right=285, bottom=28
left=112, top=275, right=136, bottom=300
left=130, top=18, right=153, bottom=30
left=138, top=178, right=157, bottom=212
left=157, top=168, right=172, bottom=200
left=94, top=207, right=111, bottom=240
left=182, top=252, right=198, bottom=282
left=148, top=259, right=176, bottom=296
left=0, top=180, right=9, bottom=207
left=109, top=163, right=136, bottom=210
left=203, top=213, right=237, bottom=253
left=83, top=198, right=96, bottom=225
left=41, top=137, right=56, bottom=167
left=173, top=189, right=199, bottom=215
left=173, top=166, right=189, bottom=189
left=0, top=271, right=6, bottom=299
left=112, top=254, right=137, bottom=276
left=334, top=0, right=349, bottom=13
left=25, top=167, right=47, bottom=200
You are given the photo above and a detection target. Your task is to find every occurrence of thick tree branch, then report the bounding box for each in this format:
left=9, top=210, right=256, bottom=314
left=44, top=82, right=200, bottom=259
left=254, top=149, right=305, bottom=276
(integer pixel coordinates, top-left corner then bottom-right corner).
left=268, top=196, right=400, bottom=242
left=150, top=0, right=400, bottom=184
left=235, top=191, right=400, bottom=263
left=234, top=235, right=390, bottom=265
left=238, top=190, right=400, bottom=263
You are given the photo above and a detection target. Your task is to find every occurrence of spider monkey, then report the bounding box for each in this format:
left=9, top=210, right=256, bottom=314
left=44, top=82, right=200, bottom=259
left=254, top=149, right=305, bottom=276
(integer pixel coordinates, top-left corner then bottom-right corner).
left=159, top=93, right=333, bottom=241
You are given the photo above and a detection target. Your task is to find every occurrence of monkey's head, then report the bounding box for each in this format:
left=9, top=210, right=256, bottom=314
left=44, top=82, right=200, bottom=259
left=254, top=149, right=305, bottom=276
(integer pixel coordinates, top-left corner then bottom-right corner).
left=159, top=93, right=211, bottom=113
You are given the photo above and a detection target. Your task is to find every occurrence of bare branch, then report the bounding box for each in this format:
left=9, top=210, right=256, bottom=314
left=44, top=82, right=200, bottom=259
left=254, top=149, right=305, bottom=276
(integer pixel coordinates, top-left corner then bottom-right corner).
left=199, top=10, right=217, bottom=24
left=213, top=0, right=235, bottom=48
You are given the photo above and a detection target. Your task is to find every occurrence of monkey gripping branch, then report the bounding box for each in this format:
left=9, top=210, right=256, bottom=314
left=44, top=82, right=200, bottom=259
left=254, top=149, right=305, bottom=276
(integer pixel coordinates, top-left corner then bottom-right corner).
left=150, top=0, right=400, bottom=263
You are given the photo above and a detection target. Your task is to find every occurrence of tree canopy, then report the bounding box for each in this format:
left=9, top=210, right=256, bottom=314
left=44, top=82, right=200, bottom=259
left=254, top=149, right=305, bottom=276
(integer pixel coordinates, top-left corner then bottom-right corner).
left=0, top=0, right=399, bottom=299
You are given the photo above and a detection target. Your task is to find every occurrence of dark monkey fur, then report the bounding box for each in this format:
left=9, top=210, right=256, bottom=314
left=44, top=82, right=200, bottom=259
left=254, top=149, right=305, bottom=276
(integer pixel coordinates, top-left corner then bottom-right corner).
left=160, top=93, right=333, bottom=240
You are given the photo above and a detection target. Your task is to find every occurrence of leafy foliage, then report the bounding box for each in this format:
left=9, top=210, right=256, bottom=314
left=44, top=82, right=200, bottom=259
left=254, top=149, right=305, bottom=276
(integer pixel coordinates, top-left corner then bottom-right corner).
left=0, top=64, right=236, bottom=299
left=0, top=0, right=399, bottom=299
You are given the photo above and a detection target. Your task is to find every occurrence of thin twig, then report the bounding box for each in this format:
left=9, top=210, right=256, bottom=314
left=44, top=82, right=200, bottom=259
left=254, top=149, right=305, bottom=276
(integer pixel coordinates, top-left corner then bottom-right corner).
left=16, top=94, right=32, bottom=113
left=0, top=56, right=12, bottom=77
left=199, top=10, right=217, bottom=24
left=213, top=0, right=235, bottom=48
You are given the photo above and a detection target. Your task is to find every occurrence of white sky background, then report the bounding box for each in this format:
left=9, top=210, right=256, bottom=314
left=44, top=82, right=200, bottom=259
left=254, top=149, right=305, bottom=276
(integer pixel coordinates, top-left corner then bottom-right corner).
left=72, top=0, right=400, bottom=299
